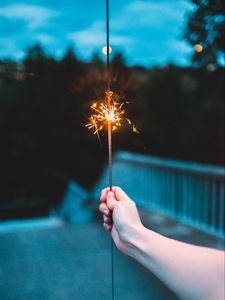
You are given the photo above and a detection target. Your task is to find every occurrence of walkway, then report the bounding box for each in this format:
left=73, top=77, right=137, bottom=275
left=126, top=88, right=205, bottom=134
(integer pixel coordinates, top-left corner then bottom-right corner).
left=0, top=210, right=224, bottom=300
left=0, top=220, right=178, bottom=300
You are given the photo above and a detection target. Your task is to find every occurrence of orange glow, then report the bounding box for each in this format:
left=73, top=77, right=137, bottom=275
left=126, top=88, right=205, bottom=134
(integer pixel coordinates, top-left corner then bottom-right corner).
left=86, top=91, right=139, bottom=137
left=195, top=44, right=203, bottom=53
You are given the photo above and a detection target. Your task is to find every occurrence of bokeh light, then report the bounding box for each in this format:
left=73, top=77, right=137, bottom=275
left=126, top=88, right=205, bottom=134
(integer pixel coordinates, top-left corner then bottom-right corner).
left=102, top=46, right=112, bottom=55
left=195, top=44, right=203, bottom=53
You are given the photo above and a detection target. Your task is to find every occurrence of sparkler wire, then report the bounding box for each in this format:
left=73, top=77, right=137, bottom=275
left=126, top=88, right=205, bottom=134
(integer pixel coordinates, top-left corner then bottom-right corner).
left=85, top=2, right=137, bottom=298
left=106, top=0, right=114, bottom=299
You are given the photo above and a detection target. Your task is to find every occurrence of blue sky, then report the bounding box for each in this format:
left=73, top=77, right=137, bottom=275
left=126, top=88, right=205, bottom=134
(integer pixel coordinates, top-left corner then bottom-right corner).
left=0, top=0, right=194, bottom=67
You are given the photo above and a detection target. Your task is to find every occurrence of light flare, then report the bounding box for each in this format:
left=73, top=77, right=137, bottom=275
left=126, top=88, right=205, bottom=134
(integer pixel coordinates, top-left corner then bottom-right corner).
left=86, top=91, right=139, bottom=138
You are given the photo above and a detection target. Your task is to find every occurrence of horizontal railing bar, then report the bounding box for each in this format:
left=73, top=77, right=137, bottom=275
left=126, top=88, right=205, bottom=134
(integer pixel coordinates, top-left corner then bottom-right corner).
left=114, top=152, right=225, bottom=178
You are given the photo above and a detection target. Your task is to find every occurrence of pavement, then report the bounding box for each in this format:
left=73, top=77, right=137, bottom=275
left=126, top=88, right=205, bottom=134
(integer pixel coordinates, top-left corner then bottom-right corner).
left=0, top=220, right=178, bottom=300
left=0, top=210, right=224, bottom=300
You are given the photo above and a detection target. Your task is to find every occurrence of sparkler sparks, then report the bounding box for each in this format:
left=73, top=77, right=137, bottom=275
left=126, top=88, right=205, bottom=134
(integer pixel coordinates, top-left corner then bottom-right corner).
left=86, top=91, right=139, bottom=140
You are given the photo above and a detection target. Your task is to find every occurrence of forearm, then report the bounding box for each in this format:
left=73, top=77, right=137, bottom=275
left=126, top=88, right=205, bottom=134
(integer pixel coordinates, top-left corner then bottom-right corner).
left=128, top=227, right=224, bottom=300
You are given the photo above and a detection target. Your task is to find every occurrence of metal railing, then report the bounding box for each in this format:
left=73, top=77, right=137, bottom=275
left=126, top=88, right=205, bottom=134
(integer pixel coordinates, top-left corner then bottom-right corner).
left=94, top=151, right=225, bottom=239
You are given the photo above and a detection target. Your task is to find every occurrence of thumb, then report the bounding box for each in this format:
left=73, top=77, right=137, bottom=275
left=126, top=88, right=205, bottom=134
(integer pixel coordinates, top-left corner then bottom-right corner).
left=107, top=191, right=117, bottom=211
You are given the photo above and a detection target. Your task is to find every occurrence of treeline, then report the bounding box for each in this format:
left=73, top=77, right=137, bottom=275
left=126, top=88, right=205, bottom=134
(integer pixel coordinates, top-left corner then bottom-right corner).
left=0, top=45, right=224, bottom=204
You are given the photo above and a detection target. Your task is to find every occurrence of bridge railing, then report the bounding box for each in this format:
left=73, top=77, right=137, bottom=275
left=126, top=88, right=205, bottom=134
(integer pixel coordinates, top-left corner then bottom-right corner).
left=94, top=151, right=225, bottom=239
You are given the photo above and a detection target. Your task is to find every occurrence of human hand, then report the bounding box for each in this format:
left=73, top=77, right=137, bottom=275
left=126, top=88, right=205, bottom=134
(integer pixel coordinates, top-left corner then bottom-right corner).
left=99, top=187, right=144, bottom=256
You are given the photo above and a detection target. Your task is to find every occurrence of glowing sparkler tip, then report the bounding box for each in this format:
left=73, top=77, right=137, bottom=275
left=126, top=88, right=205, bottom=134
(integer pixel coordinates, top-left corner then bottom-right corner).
left=107, top=111, right=115, bottom=122
left=86, top=91, right=139, bottom=138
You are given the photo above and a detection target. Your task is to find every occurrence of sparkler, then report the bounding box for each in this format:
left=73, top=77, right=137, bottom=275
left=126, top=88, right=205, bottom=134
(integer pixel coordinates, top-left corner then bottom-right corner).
left=86, top=1, right=138, bottom=299
left=86, top=93, right=138, bottom=140
left=86, top=91, right=138, bottom=190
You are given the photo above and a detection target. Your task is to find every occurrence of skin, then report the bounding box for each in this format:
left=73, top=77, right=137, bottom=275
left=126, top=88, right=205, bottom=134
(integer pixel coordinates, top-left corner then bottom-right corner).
left=99, top=186, right=225, bottom=300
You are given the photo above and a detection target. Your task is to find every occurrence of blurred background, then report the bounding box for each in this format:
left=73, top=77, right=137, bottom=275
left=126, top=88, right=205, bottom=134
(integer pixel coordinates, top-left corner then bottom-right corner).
left=0, top=0, right=224, bottom=299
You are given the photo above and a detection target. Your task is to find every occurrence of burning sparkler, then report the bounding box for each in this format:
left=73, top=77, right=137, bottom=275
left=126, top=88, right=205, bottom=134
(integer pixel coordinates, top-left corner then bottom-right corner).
left=85, top=1, right=138, bottom=299
left=86, top=91, right=139, bottom=139
left=86, top=89, right=138, bottom=300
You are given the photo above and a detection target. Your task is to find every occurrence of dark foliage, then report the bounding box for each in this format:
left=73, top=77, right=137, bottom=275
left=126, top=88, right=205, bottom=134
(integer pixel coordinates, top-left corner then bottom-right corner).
left=0, top=45, right=224, bottom=212
left=183, top=0, right=225, bottom=66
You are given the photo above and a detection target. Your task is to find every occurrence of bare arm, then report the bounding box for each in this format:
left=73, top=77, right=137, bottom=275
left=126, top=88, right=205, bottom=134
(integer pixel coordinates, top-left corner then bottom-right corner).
left=99, top=187, right=225, bottom=300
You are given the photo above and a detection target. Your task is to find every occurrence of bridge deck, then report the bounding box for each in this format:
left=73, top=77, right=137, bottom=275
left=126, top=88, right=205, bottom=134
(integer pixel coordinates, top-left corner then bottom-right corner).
left=0, top=220, right=179, bottom=300
left=0, top=212, right=224, bottom=300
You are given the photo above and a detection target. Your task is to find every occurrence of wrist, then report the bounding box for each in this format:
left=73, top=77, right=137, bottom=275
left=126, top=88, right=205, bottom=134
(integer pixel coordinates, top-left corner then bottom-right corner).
left=126, top=226, right=160, bottom=261
left=123, top=225, right=148, bottom=258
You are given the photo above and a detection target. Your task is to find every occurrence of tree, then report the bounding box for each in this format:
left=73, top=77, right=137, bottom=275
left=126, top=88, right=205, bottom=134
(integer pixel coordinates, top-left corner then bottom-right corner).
left=183, top=0, right=225, bottom=67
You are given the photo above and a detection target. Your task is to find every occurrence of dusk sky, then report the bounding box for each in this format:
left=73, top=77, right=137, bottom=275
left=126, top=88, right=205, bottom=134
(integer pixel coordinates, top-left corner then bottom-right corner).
left=0, top=0, right=195, bottom=67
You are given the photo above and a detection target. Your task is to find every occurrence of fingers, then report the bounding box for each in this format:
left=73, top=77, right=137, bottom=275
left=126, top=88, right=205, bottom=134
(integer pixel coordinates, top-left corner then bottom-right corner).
left=99, top=192, right=116, bottom=218
left=103, top=223, right=112, bottom=232
left=112, top=187, right=130, bottom=202
left=99, top=202, right=112, bottom=231
left=106, top=191, right=117, bottom=210
left=100, top=186, right=131, bottom=235
left=99, top=203, right=110, bottom=216
left=100, top=188, right=109, bottom=203
left=103, top=215, right=111, bottom=224
left=100, top=186, right=130, bottom=203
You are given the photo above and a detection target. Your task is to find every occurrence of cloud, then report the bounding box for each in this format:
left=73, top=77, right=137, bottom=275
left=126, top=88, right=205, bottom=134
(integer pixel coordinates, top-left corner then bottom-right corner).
left=0, top=38, right=25, bottom=60
left=35, top=33, right=56, bottom=45
left=0, top=1, right=194, bottom=66
left=170, top=40, right=192, bottom=54
left=127, top=0, right=191, bottom=14
left=112, top=0, right=193, bottom=29
left=106, top=0, right=194, bottom=66
left=68, top=22, right=104, bottom=48
left=126, top=1, right=192, bottom=17
left=0, top=4, right=60, bottom=29
left=67, top=21, right=133, bottom=57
